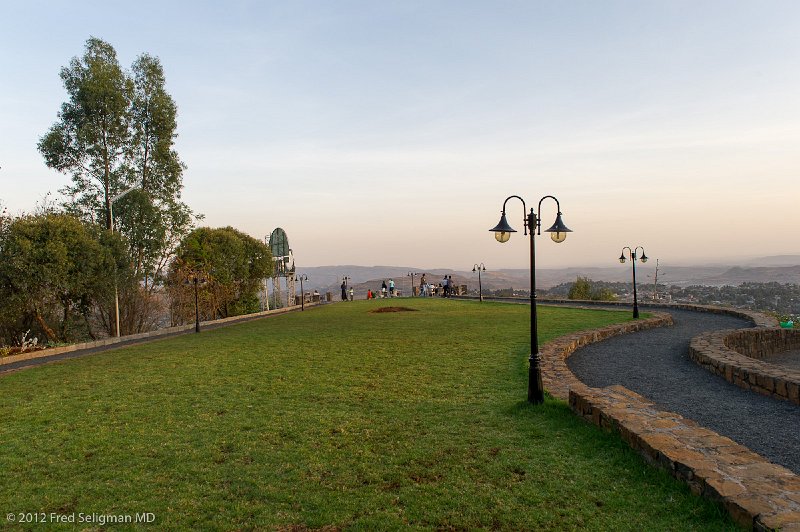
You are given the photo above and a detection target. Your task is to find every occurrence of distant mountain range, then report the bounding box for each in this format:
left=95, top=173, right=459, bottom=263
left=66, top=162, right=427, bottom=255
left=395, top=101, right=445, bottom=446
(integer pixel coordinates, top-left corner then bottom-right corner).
left=295, top=256, right=800, bottom=295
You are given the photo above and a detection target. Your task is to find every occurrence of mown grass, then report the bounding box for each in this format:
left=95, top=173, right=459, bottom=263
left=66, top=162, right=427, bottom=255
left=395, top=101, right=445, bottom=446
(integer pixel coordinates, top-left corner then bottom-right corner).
left=0, top=299, right=736, bottom=530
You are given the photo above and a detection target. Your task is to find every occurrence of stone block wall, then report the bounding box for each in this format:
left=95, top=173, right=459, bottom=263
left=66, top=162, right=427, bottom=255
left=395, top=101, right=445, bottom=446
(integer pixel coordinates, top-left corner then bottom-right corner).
left=724, top=328, right=800, bottom=359
left=689, top=328, right=800, bottom=405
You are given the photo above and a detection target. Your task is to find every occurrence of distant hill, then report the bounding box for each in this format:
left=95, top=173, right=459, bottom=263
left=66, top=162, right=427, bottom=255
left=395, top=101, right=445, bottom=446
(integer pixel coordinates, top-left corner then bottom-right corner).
left=742, top=255, right=800, bottom=267
left=698, top=265, right=800, bottom=285
left=296, top=259, right=800, bottom=295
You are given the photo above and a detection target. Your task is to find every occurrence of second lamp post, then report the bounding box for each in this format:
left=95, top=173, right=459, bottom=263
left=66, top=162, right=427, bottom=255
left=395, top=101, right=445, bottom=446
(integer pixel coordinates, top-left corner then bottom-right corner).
left=295, top=274, right=308, bottom=310
left=490, top=195, right=571, bottom=404
left=185, top=270, right=206, bottom=333
left=619, top=246, right=648, bottom=318
left=472, top=263, right=486, bottom=302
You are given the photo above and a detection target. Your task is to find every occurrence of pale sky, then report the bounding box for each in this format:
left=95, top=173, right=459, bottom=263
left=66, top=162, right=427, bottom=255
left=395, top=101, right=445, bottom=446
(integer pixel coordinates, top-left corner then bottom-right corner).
left=2, top=1, right=799, bottom=269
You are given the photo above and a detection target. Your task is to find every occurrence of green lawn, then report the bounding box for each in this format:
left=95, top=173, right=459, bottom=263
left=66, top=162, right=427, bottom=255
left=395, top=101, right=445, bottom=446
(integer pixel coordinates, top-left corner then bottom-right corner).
left=0, top=299, right=736, bottom=530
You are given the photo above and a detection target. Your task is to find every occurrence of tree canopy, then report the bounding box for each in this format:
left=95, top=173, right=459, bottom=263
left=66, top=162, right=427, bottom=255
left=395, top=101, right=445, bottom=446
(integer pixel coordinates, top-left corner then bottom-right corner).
left=0, top=213, right=129, bottom=344
left=567, top=276, right=618, bottom=301
left=169, top=227, right=272, bottom=323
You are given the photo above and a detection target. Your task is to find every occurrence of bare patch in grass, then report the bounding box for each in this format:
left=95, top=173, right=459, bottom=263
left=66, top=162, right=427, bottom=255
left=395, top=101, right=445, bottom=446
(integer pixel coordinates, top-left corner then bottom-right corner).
left=369, top=307, right=419, bottom=314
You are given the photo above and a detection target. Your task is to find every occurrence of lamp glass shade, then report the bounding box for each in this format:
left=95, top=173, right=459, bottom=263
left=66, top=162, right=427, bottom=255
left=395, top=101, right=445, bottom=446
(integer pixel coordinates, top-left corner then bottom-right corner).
left=640, top=253, right=648, bottom=263
left=495, top=231, right=512, bottom=243
left=472, top=267, right=476, bottom=272
left=619, top=254, right=626, bottom=264
left=550, top=231, right=567, bottom=243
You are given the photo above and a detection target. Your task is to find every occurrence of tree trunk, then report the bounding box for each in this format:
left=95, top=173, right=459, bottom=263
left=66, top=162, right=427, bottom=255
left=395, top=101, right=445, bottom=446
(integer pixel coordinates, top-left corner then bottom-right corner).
left=34, top=310, right=58, bottom=343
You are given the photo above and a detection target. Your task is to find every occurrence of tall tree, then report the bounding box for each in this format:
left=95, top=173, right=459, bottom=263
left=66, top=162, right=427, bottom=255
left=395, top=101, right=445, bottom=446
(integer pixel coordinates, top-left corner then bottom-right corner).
left=38, top=37, right=132, bottom=230
left=39, top=38, right=197, bottom=335
left=114, top=53, right=195, bottom=333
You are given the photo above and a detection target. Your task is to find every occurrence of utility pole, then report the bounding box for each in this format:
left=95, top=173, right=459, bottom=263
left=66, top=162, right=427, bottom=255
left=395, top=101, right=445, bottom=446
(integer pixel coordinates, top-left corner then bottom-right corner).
left=652, top=259, right=660, bottom=301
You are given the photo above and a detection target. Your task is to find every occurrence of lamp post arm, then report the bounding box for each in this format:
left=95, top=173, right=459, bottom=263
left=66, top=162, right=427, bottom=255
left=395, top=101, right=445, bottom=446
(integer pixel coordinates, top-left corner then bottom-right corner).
left=536, top=195, right=561, bottom=235
left=501, top=195, right=528, bottom=235
left=110, top=186, right=138, bottom=204
left=621, top=246, right=633, bottom=260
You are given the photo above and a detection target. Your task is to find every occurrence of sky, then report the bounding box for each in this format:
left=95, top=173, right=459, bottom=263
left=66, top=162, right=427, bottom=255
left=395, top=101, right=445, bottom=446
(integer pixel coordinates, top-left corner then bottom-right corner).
left=2, top=0, right=799, bottom=269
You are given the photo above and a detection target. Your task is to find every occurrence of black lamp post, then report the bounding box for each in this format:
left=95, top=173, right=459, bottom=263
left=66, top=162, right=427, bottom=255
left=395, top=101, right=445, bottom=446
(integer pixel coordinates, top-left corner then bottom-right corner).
left=295, top=274, right=308, bottom=311
left=619, top=246, right=648, bottom=319
left=407, top=271, right=416, bottom=297
left=472, top=263, right=486, bottom=302
left=185, top=271, right=207, bottom=333
left=490, top=195, right=571, bottom=404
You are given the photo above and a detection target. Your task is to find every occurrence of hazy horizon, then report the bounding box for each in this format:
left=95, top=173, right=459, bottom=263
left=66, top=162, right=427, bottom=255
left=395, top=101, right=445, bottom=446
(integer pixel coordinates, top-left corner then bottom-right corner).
left=297, top=253, right=800, bottom=271
left=3, top=1, right=799, bottom=270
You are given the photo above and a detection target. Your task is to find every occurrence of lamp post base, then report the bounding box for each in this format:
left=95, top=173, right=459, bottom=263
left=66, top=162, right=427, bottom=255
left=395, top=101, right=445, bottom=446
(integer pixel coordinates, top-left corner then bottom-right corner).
left=528, top=353, right=544, bottom=404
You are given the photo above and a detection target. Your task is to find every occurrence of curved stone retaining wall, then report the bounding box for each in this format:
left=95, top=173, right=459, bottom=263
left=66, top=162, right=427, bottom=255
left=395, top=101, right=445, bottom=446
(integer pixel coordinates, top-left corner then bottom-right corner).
left=725, top=328, right=800, bottom=359
left=689, top=328, right=800, bottom=405
left=539, top=304, right=799, bottom=530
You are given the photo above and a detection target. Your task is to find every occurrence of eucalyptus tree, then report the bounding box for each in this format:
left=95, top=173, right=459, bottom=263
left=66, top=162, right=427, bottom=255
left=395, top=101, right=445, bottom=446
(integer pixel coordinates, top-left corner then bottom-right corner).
left=38, top=37, right=132, bottom=230
left=113, top=52, right=195, bottom=333
left=39, top=37, right=197, bottom=334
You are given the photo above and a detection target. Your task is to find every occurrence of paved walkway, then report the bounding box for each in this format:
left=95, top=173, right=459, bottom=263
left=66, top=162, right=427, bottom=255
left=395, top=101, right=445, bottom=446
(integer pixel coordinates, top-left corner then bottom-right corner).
left=567, top=308, right=800, bottom=475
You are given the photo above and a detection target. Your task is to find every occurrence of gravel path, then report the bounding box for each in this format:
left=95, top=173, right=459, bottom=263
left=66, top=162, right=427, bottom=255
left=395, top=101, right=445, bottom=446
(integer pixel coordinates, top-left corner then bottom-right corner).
left=567, top=308, right=800, bottom=475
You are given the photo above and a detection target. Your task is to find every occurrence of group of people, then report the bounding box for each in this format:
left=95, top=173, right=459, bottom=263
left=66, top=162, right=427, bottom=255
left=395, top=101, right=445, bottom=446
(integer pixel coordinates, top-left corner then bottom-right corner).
left=418, top=274, right=458, bottom=297
left=341, top=281, right=354, bottom=301
left=367, top=279, right=396, bottom=299
left=338, top=275, right=459, bottom=301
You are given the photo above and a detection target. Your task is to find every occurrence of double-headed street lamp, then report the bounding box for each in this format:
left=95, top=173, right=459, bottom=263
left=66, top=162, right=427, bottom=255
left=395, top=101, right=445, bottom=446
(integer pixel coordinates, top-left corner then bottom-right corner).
left=619, top=246, right=648, bottom=319
left=490, top=195, right=571, bottom=404
left=472, top=263, right=486, bottom=302
left=407, top=271, right=416, bottom=297
left=295, top=274, right=308, bottom=310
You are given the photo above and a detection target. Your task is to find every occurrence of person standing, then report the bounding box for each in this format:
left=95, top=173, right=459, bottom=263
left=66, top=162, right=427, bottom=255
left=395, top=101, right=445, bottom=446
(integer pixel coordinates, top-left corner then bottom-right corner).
left=349, top=287, right=354, bottom=301
left=341, top=281, right=347, bottom=301
left=389, top=279, right=395, bottom=297
left=381, top=280, right=387, bottom=298
left=420, top=274, right=427, bottom=297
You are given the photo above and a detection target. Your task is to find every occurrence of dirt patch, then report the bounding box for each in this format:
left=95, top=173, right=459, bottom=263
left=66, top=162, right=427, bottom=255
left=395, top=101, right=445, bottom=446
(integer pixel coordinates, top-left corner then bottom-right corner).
left=369, top=307, right=419, bottom=314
